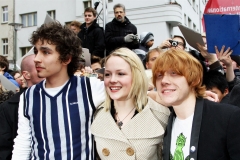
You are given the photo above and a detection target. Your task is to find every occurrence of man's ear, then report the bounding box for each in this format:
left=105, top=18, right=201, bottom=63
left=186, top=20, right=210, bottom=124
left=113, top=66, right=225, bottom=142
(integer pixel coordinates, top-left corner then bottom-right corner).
left=63, top=56, right=72, bottom=65
left=22, top=71, right=30, bottom=80
left=223, top=88, right=229, bottom=96
left=0, top=66, right=6, bottom=71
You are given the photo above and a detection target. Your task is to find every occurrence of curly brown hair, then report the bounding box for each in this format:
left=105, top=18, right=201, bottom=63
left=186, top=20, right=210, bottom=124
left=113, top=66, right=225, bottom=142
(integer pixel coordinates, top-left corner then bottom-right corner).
left=0, top=55, right=9, bottom=72
left=29, top=21, right=82, bottom=76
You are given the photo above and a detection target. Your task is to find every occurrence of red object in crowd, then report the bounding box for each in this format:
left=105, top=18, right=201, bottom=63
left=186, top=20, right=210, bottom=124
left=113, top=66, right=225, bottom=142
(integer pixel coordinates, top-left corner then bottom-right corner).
left=202, top=0, right=240, bottom=32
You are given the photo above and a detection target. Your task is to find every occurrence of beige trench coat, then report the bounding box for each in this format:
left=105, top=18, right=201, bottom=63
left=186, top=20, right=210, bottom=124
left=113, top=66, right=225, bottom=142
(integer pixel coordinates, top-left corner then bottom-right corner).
left=91, top=97, right=170, bottom=160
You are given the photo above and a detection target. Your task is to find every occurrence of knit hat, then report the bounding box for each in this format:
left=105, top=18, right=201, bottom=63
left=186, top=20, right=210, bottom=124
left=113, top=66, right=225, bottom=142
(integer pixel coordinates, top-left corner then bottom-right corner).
left=140, top=32, right=154, bottom=45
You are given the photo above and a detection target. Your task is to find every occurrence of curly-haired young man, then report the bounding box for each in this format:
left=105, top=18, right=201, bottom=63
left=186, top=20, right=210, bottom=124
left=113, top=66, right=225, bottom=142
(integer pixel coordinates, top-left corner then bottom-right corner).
left=12, top=22, right=104, bottom=160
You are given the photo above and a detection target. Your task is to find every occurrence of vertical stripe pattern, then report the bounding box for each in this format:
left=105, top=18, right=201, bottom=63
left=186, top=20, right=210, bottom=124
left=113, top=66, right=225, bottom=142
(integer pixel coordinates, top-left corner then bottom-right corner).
left=24, top=76, right=95, bottom=160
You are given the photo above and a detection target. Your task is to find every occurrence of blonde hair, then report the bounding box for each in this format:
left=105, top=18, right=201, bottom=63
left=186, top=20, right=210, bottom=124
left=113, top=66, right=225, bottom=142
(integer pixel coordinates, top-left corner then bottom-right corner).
left=152, top=49, right=206, bottom=98
left=104, top=48, right=148, bottom=112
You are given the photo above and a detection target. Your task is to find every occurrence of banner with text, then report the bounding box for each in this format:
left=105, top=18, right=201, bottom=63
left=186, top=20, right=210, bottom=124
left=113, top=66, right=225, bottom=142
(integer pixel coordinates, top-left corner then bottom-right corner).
left=203, top=0, right=240, bottom=31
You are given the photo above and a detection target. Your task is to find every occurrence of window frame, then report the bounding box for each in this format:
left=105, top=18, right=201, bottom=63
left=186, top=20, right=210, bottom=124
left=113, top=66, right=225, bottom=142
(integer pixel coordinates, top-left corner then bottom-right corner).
left=21, top=12, right=37, bottom=28
left=83, top=0, right=92, bottom=9
left=2, top=38, right=8, bottom=56
left=20, top=46, right=32, bottom=57
left=2, top=6, right=8, bottom=23
left=47, top=10, right=56, bottom=20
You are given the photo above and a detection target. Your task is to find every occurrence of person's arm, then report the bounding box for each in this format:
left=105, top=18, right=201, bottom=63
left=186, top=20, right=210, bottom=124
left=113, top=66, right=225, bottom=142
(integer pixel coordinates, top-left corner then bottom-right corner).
left=196, top=43, right=218, bottom=65
left=148, top=90, right=219, bottom=103
left=89, top=77, right=105, bottom=108
left=158, top=39, right=172, bottom=49
left=105, top=23, right=125, bottom=46
left=92, top=28, right=105, bottom=58
left=215, top=45, right=234, bottom=82
left=12, top=94, right=31, bottom=160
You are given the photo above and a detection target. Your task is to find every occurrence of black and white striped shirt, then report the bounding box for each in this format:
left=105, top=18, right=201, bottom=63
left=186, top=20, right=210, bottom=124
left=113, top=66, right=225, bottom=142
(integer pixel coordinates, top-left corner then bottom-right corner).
left=12, top=76, right=105, bottom=160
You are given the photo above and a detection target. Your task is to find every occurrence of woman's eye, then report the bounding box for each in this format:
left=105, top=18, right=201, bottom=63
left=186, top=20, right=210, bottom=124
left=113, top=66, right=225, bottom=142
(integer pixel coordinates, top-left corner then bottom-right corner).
left=104, top=73, right=110, bottom=77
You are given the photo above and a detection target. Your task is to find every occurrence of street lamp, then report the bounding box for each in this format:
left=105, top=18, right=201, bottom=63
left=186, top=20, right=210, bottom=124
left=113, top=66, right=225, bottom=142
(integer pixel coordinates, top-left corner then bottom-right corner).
left=8, top=22, right=22, bottom=70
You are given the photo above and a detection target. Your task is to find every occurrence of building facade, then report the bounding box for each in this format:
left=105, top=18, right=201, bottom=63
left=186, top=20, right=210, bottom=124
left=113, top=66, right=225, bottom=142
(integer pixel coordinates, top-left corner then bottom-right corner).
left=0, top=0, right=14, bottom=68
left=0, top=0, right=207, bottom=69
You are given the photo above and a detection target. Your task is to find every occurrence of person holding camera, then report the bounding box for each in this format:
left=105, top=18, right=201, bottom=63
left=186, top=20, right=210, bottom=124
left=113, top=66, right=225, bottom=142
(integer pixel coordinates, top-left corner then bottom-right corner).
left=105, top=3, right=139, bottom=55
left=158, top=35, right=186, bottom=50
left=132, top=32, right=154, bottom=62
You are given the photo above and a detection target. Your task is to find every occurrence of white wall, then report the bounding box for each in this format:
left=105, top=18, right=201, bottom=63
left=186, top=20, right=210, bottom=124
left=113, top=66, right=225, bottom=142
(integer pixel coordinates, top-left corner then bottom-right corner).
left=15, top=0, right=78, bottom=60
left=14, top=0, right=206, bottom=61
left=0, top=0, right=14, bottom=63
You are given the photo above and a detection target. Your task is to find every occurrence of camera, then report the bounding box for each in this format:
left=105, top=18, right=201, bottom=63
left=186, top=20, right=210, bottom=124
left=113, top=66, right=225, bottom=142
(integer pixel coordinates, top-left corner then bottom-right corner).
left=169, top=40, right=178, bottom=47
left=132, top=34, right=139, bottom=45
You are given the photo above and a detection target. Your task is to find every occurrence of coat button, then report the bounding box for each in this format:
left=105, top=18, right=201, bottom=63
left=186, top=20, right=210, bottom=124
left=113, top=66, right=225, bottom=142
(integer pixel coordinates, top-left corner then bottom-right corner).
left=102, top=148, right=110, bottom=156
left=190, top=158, right=194, bottom=160
left=126, top=147, right=134, bottom=156
left=190, top=146, right=196, bottom=152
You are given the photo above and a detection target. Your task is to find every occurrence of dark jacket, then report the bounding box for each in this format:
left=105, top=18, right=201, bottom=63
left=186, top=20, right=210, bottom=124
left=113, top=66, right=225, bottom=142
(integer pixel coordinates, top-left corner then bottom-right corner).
left=78, top=20, right=105, bottom=58
left=163, top=98, right=240, bottom=160
left=228, top=82, right=240, bottom=107
left=105, top=16, right=138, bottom=54
left=0, top=89, right=26, bottom=160
left=133, top=44, right=150, bottom=62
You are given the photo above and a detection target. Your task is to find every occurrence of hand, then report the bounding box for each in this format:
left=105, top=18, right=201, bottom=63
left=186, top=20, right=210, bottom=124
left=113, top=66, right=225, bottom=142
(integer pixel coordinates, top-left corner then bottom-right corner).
left=204, top=90, right=219, bottom=102
left=81, top=66, right=93, bottom=77
left=215, top=45, right=233, bottom=67
left=148, top=83, right=154, bottom=91
left=159, top=39, right=171, bottom=49
left=124, top=34, right=135, bottom=43
left=197, top=43, right=217, bottom=65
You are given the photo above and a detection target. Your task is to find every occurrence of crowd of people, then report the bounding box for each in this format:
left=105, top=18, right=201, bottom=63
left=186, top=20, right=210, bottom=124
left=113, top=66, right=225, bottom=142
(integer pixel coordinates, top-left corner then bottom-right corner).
left=0, top=2, right=240, bottom=160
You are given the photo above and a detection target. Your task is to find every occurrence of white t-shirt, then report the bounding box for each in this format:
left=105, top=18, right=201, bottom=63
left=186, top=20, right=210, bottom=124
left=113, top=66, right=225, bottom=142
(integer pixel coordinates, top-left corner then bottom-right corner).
left=170, top=114, right=193, bottom=160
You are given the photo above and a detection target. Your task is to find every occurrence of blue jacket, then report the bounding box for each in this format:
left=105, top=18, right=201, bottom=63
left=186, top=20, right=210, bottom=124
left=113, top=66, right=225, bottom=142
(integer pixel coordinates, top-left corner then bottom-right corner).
left=3, top=72, right=19, bottom=87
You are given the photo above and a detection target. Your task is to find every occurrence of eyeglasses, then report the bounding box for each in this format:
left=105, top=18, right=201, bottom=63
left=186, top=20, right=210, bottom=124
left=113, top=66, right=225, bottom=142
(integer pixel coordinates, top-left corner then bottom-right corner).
left=177, top=42, right=184, bottom=46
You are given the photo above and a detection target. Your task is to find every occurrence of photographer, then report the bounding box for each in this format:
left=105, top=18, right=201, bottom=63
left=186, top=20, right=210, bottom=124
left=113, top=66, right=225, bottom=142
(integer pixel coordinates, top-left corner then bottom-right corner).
left=158, top=35, right=186, bottom=50
left=105, top=3, right=138, bottom=55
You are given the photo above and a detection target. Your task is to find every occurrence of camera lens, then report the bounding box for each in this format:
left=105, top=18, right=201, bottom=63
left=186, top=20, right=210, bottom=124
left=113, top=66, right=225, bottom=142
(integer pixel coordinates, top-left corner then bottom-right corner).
left=172, top=41, right=178, bottom=47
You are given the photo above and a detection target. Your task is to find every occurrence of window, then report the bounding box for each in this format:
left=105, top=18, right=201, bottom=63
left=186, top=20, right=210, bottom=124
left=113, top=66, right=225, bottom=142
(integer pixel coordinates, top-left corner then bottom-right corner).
left=2, top=39, right=8, bottom=55
left=184, top=14, right=187, bottom=25
left=21, top=47, right=32, bottom=57
left=83, top=0, right=92, bottom=9
left=21, top=12, right=37, bottom=27
left=47, top=10, right=55, bottom=20
left=193, top=0, right=196, bottom=10
left=193, top=23, right=196, bottom=31
left=2, top=6, right=8, bottom=22
left=188, top=17, right=192, bottom=28
left=65, top=21, right=71, bottom=27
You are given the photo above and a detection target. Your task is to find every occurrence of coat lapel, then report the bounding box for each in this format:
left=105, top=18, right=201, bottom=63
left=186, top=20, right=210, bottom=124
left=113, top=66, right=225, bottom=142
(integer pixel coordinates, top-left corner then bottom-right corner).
left=121, top=104, right=165, bottom=139
left=163, top=98, right=204, bottom=160
left=91, top=107, right=131, bottom=145
left=189, top=98, right=204, bottom=159
left=163, top=107, right=174, bottom=160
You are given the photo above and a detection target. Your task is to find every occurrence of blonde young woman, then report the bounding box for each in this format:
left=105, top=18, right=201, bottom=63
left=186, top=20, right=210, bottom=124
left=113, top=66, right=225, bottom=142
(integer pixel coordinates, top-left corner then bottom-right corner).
left=91, top=48, right=170, bottom=159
